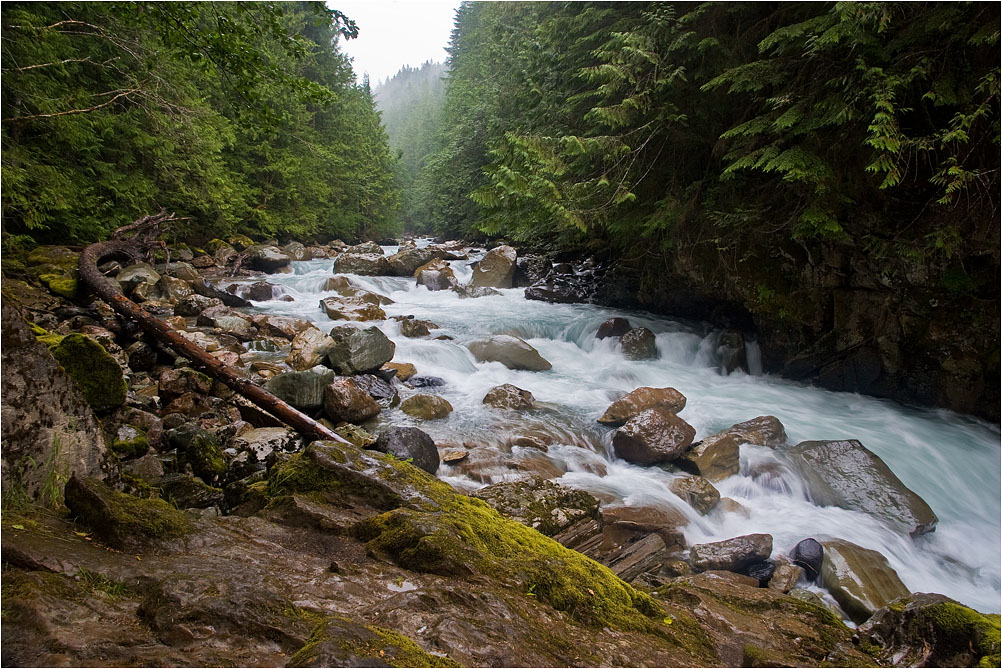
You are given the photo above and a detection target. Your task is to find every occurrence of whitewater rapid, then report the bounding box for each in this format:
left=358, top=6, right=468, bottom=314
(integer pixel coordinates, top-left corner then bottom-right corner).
left=242, top=244, right=1001, bottom=615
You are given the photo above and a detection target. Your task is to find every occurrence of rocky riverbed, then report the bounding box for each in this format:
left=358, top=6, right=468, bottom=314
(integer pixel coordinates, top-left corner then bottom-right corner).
left=1, top=237, right=999, bottom=667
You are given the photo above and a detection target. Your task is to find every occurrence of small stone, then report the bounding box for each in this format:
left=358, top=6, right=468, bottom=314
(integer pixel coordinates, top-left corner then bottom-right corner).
left=482, top=383, right=535, bottom=410
left=400, top=394, right=453, bottom=420
left=441, top=450, right=469, bottom=464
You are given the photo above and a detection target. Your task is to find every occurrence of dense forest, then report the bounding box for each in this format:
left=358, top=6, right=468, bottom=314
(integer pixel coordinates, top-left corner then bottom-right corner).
left=1, top=1, right=399, bottom=247
left=374, top=61, right=447, bottom=233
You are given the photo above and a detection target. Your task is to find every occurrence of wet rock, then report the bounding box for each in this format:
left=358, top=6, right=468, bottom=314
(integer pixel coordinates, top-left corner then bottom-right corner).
left=381, top=361, right=416, bottom=381
left=288, top=616, right=446, bottom=668
left=400, top=394, right=453, bottom=420
left=190, top=276, right=252, bottom=308
left=286, top=327, right=336, bottom=371
left=470, top=244, right=517, bottom=288
left=117, top=262, right=162, bottom=294
left=513, top=254, right=551, bottom=287
left=63, top=475, right=191, bottom=551
left=408, top=375, right=446, bottom=388
left=319, top=296, right=387, bottom=322
left=159, top=367, right=213, bottom=400
left=767, top=564, right=803, bottom=593
left=371, top=426, right=440, bottom=474
left=164, top=261, right=201, bottom=282
left=246, top=245, right=292, bottom=273
left=126, top=340, right=158, bottom=371
left=244, top=280, right=276, bottom=301
left=398, top=316, right=436, bottom=337
left=675, top=433, right=741, bottom=482
left=322, top=378, right=381, bottom=424
left=787, top=439, right=938, bottom=536
left=475, top=479, right=599, bottom=536
left=725, top=415, right=788, bottom=447
left=820, top=538, right=910, bottom=624
left=345, top=241, right=384, bottom=255
left=791, top=538, right=824, bottom=581
left=599, top=505, right=689, bottom=543
left=597, top=386, right=686, bottom=426
left=743, top=561, right=776, bottom=586
left=467, top=335, right=552, bottom=371
left=414, top=258, right=457, bottom=291
left=283, top=241, right=309, bottom=261
left=668, top=476, right=720, bottom=514
left=196, top=305, right=257, bottom=339
left=321, top=275, right=391, bottom=305
left=158, top=275, right=194, bottom=303
left=50, top=333, right=128, bottom=411
left=159, top=473, right=224, bottom=509
left=612, top=408, right=696, bottom=465
left=349, top=374, right=399, bottom=407
left=334, top=423, right=376, bottom=448
left=483, top=383, right=535, bottom=410
left=441, top=450, right=469, bottom=464
left=596, top=317, right=632, bottom=339
left=620, top=327, right=658, bottom=360
left=333, top=253, right=390, bottom=275
left=857, top=592, right=1001, bottom=667
left=523, top=274, right=596, bottom=304
left=690, top=533, right=773, bottom=573
left=387, top=245, right=441, bottom=276
left=451, top=283, right=501, bottom=299
left=327, top=325, right=396, bottom=375
left=174, top=294, right=223, bottom=317
left=716, top=329, right=747, bottom=374
left=250, top=313, right=312, bottom=340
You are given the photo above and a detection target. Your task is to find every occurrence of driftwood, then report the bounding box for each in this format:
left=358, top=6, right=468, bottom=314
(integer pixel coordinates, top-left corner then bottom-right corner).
left=79, top=211, right=350, bottom=445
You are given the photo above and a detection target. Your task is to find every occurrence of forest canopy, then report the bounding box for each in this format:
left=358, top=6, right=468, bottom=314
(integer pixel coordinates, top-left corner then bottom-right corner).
left=1, top=1, right=399, bottom=245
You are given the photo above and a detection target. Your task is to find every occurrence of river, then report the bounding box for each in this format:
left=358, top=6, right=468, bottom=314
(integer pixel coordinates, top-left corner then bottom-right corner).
left=239, top=242, right=1001, bottom=615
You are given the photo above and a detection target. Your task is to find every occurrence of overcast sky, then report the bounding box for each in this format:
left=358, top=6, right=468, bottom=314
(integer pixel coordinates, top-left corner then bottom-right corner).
left=332, top=1, right=462, bottom=87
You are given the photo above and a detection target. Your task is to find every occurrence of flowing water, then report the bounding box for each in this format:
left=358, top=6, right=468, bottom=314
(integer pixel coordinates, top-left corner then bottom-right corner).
left=240, top=243, right=1001, bottom=615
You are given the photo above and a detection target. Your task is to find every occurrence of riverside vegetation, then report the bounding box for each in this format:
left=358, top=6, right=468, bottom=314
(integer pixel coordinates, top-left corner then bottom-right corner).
left=1, top=1, right=999, bottom=668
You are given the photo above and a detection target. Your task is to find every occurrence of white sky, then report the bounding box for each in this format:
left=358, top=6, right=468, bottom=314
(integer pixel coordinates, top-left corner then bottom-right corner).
left=330, top=1, right=462, bottom=86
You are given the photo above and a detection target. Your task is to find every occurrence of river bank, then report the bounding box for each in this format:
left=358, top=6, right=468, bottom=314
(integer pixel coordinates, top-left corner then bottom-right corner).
left=2, top=237, right=999, bottom=667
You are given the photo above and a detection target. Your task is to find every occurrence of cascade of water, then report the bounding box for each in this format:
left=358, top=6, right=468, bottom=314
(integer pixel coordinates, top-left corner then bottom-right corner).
left=241, top=249, right=1001, bottom=614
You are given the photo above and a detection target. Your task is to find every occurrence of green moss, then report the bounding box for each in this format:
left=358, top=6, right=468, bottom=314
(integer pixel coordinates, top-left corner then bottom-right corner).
left=112, top=428, right=150, bottom=458
left=290, top=616, right=459, bottom=668
left=76, top=567, right=133, bottom=599
left=228, top=234, right=255, bottom=250
left=335, top=423, right=376, bottom=448
left=38, top=272, right=79, bottom=298
left=67, top=477, right=192, bottom=544
left=50, top=333, right=127, bottom=410
left=925, top=602, right=1001, bottom=666
left=354, top=494, right=666, bottom=635
left=207, top=238, right=232, bottom=253
left=178, top=430, right=227, bottom=482
left=26, top=246, right=79, bottom=272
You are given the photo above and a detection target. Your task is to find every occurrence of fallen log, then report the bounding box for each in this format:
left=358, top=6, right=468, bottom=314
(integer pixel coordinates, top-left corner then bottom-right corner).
left=79, top=214, right=350, bottom=445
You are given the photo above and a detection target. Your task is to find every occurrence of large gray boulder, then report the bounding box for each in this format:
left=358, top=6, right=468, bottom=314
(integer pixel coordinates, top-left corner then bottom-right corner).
left=333, top=253, right=390, bottom=276
left=689, top=533, right=773, bottom=573
left=387, top=246, right=440, bottom=276
left=466, top=335, right=551, bottom=371
left=371, top=426, right=439, bottom=474
left=820, top=539, right=910, bottom=624
left=787, top=439, right=938, bottom=536
left=470, top=245, right=517, bottom=288
left=247, top=245, right=292, bottom=273
left=612, top=408, right=696, bottom=465
left=327, top=325, right=395, bottom=375
left=264, top=367, right=338, bottom=410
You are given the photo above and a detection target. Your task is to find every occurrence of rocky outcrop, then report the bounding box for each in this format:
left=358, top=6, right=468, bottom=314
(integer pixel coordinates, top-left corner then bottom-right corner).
left=787, top=439, right=938, bottom=536
left=466, top=335, right=552, bottom=371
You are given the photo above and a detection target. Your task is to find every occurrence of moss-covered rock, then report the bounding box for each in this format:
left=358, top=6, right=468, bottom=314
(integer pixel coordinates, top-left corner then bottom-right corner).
left=858, top=593, right=1001, bottom=667
left=50, top=333, right=127, bottom=411
left=27, top=246, right=79, bottom=272
left=288, top=616, right=459, bottom=668
left=167, top=425, right=227, bottom=483
left=63, top=475, right=192, bottom=551
left=38, top=272, right=79, bottom=299
left=111, top=426, right=150, bottom=459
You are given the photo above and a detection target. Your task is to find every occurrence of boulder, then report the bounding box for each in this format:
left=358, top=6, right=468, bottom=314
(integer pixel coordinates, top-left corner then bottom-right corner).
left=333, top=253, right=390, bottom=276
left=597, top=386, right=686, bottom=426
left=117, top=262, right=161, bottom=293
left=787, top=439, right=938, bottom=536
left=470, top=244, right=517, bottom=288
left=466, top=335, right=552, bottom=371
left=483, top=384, right=535, bottom=411
left=322, top=378, right=381, bottom=424
left=523, top=275, right=595, bottom=304
left=397, top=317, right=436, bottom=338
left=668, top=476, right=720, bottom=514
left=675, top=433, right=741, bottom=482
left=174, top=294, right=223, bottom=317
left=400, top=394, right=453, bottom=420
left=320, top=276, right=389, bottom=305
left=690, top=533, right=773, bottom=573
left=247, top=245, right=292, bottom=273
left=767, top=564, right=804, bottom=593
left=159, top=367, right=213, bottom=399
left=319, top=296, right=387, bottom=322
left=475, top=479, right=599, bottom=536
left=371, top=426, right=440, bottom=474
left=386, top=246, right=440, bottom=276
left=250, top=314, right=312, bottom=340
left=283, top=241, right=309, bottom=261
left=452, top=283, right=501, bottom=299
left=344, top=241, right=384, bottom=255
left=196, top=305, right=257, bottom=339
left=381, top=361, right=417, bottom=381
left=164, top=261, right=201, bottom=282
left=620, top=327, right=658, bottom=360
left=158, top=473, right=225, bottom=509
left=264, top=367, right=338, bottom=410
left=286, top=327, right=336, bottom=371
left=612, top=408, right=696, bottom=465
left=790, top=538, right=824, bottom=581
left=414, top=258, right=457, bottom=291
left=158, top=275, right=194, bottom=303
left=513, top=255, right=551, bottom=288
left=857, top=592, right=1001, bottom=667
left=596, top=317, right=632, bottom=340
left=228, top=427, right=301, bottom=463
left=326, top=325, right=395, bottom=375
left=349, top=374, right=399, bottom=408
left=243, top=281, right=276, bottom=301
left=725, top=415, right=788, bottom=447
left=408, top=375, right=446, bottom=388
left=820, top=538, right=910, bottom=624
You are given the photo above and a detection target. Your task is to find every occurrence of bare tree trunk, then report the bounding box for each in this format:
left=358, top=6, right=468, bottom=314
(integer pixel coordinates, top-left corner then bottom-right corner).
left=79, top=219, right=350, bottom=446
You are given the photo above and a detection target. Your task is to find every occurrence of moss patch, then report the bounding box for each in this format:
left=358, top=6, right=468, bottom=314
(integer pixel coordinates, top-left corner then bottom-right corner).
left=38, top=272, right=79, bottom=299
left=112, top=427, right=150, bottom=459
left=925, top=602, right=1001, bottom=667
left=50, top=333, right=127, bottom=411
left=289, top=616, right=459, bottom=668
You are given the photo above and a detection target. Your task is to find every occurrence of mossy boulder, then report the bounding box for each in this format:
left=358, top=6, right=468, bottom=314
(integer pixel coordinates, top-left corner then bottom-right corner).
left=50, top=333, right=127, bottom=411
left=111, top=425, right=150, bottom=459
left=857, top=593, right=1000, bottom=667
left=400, top=394, right=453, bottom=420
left=63, top=475, right=192, bottom=551
left=38, top=272, right=79, bottom=298
left=474, top=478, right=599, bottom=536
left=289, top=616, right=459, bottom=668
left=27, top=246, right=79, bottom=272
left=167, top=424, right=227, bottom=484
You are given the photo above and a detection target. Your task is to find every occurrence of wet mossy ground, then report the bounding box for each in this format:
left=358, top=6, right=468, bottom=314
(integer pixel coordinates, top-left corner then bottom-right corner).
left=288, top=616, right=460, bottom=668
